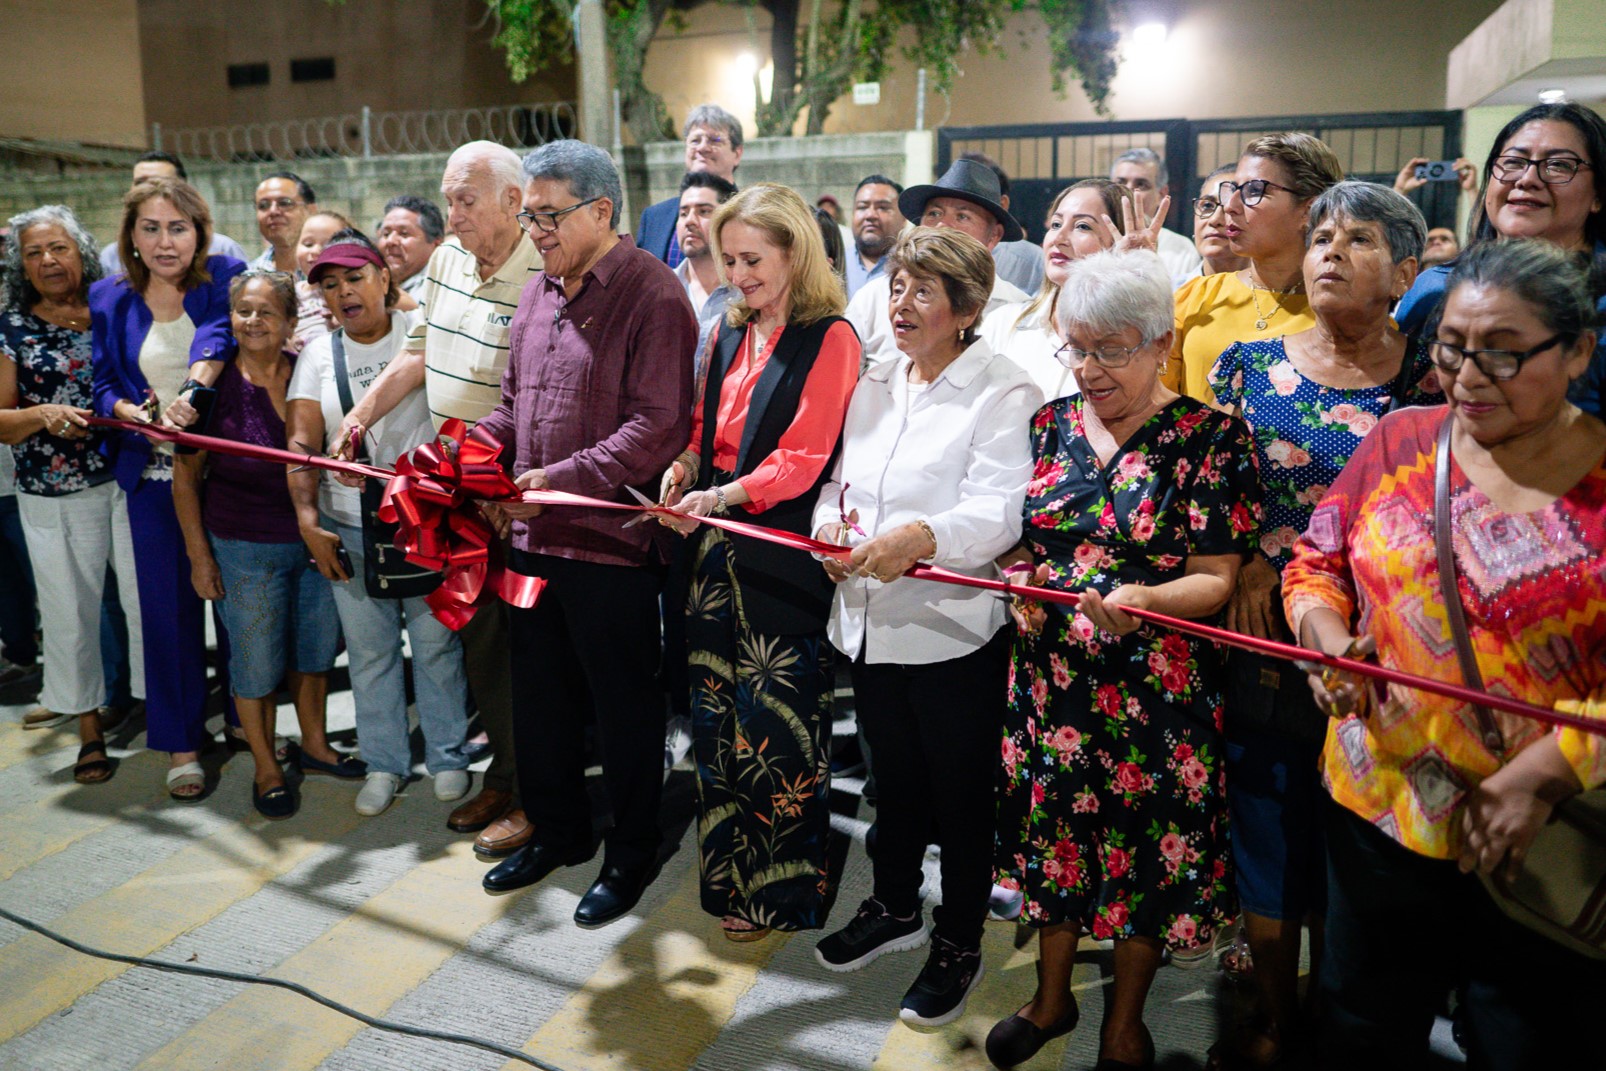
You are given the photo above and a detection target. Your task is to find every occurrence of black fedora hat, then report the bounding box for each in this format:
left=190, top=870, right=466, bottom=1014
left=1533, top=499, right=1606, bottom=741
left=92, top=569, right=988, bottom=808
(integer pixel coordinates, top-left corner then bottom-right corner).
left=898, top=159, right=1025, bottom=243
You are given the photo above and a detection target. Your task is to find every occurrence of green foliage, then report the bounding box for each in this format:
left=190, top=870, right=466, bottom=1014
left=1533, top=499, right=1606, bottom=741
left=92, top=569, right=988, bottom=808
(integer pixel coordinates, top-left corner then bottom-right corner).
left=1036, top=0, right=1120, bottom=113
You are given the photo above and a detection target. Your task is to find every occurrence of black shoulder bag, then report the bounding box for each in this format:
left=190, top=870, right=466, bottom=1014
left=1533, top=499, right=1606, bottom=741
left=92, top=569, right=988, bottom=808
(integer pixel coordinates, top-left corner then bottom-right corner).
left=330, top=329, right=442, bottom=600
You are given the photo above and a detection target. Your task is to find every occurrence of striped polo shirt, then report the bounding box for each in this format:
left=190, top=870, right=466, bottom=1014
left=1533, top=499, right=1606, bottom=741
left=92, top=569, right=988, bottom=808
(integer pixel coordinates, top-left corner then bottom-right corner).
left=406, top=235, right=542, bottom=429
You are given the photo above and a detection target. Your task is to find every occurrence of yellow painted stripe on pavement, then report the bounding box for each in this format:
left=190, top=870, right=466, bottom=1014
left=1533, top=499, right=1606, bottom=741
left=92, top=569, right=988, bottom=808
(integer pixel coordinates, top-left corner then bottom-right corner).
left=0, top=749, right=167, bottom=881
left=0, top=782, right=365, bottom=1042
left=0, top=718, right=80, bottom=773
left=871, top=927, right=1105, bottom=1070
left=505, top=864, right=793, bottom=1071
left=131, top=838, right=511, bottom=1071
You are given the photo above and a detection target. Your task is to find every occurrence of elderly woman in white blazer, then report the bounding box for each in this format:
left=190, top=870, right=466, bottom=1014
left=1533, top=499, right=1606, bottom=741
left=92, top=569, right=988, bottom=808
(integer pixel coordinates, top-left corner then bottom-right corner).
left=808, top=227, right=1042, bottom=1029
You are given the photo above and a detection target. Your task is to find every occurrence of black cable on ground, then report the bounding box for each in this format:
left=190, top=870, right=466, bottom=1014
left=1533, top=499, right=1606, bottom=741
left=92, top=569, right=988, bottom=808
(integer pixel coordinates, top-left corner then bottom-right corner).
left=0, top=904, right=567, bottom=1071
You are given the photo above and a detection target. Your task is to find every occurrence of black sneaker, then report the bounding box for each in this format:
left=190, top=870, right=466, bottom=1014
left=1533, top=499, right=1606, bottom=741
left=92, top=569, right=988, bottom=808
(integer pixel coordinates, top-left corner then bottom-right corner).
left=899, top=936, right=984, bottom=1027
left=815, top=897, right=927, bottom=972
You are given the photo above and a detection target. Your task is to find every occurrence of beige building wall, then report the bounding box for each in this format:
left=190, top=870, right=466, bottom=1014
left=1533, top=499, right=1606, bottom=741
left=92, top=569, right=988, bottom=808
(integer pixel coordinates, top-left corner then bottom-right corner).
left=645, top=0, right=1504, bottom=139
left=1, top=0, right=147, bottom=146
left=138, top=0, right=575, bottom=133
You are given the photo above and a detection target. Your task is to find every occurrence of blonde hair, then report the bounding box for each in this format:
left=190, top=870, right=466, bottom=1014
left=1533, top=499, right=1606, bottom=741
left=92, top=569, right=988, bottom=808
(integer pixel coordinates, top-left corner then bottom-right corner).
left=886, top=227, right=995, bottom=344
left=1015, top=179, right=1134, bottom=332
left=1240, top=132, right=1345, bottom=200
left=711, top=183, right=845, bottom=328
left=118, top=177, right=214, bottom=294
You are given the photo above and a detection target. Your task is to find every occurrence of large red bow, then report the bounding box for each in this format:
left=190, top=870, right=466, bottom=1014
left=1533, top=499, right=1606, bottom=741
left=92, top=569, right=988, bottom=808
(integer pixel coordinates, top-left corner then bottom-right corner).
left=377, top=419, right=545, bottom=629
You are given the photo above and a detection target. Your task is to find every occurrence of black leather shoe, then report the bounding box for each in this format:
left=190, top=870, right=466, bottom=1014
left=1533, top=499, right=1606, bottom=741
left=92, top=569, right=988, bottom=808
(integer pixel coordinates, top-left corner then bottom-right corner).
left=481, top=842, right=594, bottom=895
left=985, top=1000, right=1080, bottom=1068
left=573, top=862, right=659, bottom=928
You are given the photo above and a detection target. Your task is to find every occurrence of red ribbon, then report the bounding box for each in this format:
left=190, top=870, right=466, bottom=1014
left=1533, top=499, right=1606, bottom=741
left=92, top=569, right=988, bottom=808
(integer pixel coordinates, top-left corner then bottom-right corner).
left=375, top=419, right=545, bottom=629
left=92, top=415, right=1603, bottom=736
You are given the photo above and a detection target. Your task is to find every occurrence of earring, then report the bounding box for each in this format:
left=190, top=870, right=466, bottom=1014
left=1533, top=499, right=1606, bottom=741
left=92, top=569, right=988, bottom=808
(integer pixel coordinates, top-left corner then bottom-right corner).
left=1158, top=359, right=1169, bottom=374
left=132, top=250, right=140, bottom=259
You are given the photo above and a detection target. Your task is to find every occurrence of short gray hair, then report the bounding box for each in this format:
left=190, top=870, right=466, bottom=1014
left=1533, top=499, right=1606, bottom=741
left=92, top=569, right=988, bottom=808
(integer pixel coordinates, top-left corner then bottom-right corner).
left=683, top=104, right=744, bottom=152
left=446, top=140, right=524, bottom=197
left=1112, top=147, right=1167, bottom=189
left=1055, top=249, right=1174, bottom=345
left=1306, top=181, right=1427, bottom=265
left=521, top=140, right=623, bottom=229
left=3, top=204, right=104, bottom=310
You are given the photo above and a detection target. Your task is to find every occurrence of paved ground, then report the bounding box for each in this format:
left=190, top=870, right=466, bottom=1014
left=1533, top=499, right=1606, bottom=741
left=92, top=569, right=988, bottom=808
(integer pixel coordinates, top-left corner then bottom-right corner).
left=0, top=657, right=1453, bottom=1071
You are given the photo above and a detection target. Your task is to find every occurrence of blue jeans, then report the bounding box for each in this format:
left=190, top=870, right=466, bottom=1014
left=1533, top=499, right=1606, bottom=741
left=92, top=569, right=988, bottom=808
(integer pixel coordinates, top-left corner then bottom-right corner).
left=210, top=535, right=340, bottom=698
left=0, top=494, right=39, bottom=666
left=326, top=520, right=468, bottom=778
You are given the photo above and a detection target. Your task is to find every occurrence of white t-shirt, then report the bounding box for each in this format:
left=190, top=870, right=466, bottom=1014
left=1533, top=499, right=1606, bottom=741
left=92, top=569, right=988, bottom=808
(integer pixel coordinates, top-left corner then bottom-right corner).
left=982, top=300, right=1080, bottom=404
left=286, top=308, right=432, bottom=528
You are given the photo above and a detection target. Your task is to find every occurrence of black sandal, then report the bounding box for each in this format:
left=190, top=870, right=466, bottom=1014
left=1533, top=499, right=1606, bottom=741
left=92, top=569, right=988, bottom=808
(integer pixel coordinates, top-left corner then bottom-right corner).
left=74, top=740, right=114, bottom=784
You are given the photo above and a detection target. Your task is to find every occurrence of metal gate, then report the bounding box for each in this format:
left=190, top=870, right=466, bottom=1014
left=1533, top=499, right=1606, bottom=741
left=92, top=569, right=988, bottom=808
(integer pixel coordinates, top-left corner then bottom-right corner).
left=937, top=111, right=1462, bottom=244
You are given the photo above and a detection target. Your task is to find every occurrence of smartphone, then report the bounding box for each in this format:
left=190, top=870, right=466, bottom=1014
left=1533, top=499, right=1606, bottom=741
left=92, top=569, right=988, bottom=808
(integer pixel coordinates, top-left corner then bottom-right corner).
left=311, top=546, right=353, bottom=577
left=1414, top=160, right=1460, bottom=182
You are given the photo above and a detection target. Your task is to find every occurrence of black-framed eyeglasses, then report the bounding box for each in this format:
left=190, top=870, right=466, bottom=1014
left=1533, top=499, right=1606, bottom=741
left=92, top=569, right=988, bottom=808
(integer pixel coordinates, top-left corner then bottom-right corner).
left=517, top=197, right=601, bottom=234
left=1192, top=196, right=1224, bottom=218
left=1216, top=179, right=1296, bottom=208
left=1428, top=335, right=1565, bottom=380
left=1490, top=155, right=1591, bottom=186
left=1054, top=340, right=1151, bottom=370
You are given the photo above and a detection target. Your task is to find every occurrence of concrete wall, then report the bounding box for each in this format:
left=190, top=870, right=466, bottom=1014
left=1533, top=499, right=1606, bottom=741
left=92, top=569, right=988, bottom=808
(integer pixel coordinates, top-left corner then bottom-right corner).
left=137, top=0, right=574, bottom=134
left=644, top=0, right=1504, bottom=139
left=0, top=131, right=928, bottom=254
left=1, top=0, right=147, bottom=147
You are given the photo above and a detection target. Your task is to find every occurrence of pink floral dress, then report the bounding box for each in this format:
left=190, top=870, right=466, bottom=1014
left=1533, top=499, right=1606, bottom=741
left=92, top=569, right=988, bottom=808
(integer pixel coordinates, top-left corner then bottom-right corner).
left=994, top=395, right=1261, bottom=947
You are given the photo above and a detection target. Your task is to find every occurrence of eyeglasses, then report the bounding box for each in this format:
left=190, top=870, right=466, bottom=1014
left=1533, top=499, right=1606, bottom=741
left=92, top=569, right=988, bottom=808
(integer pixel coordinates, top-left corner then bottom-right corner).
left=1192, top=196, right=1224, bottom=218
left=686, top=133, right=728, bottom=149
left=1427, top=335, right=1565, bottom=380
left=255, top=198, right=303, bottom=212
left=1216, top=179, right=1296, bottom=208
left=517, top=197, right=601, bottom=234
left=1490, top=155, right=1591, bottom=186
left=1054, top=340, right=1151, bottom=370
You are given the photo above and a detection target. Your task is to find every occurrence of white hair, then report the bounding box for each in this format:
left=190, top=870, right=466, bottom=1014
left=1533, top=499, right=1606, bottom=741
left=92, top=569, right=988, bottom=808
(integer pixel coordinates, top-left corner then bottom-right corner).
left=445, top=141, right=525, bottom=196
left=1054, top=249, right=1174, bottom=345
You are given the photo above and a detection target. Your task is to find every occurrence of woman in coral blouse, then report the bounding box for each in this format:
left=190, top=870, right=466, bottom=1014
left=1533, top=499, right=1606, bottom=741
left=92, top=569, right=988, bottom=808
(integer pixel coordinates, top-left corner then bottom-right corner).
left=1282, top=239, right=1606, bottom=1068
left=660, top=183, right=860, bottom=942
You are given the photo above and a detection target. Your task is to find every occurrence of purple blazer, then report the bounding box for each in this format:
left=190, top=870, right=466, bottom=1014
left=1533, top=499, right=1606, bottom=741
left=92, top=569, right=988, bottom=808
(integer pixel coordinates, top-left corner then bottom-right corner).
left=90, top=255, right=245, bottom=487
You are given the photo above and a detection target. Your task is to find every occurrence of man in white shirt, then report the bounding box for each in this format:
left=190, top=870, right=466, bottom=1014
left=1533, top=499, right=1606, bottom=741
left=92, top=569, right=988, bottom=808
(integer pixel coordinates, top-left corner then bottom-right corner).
left=845, top=159, right=1031, bottom=369
left=331, top=141, right=539, bottom=857
left=98, top=152, right=249, bottom=274
left=1110, top=147, right=1202, bottom=288
left=671, top=171, right=738, bottom=378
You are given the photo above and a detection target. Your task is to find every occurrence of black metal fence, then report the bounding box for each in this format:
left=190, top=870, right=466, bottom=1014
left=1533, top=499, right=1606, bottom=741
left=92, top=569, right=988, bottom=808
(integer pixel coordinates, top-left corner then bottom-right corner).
left=937, top=111, right=1462, bottom=244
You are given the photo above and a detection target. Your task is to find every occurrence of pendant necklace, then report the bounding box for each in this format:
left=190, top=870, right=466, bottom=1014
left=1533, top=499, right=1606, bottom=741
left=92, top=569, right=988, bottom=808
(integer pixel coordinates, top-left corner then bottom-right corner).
left=1247, top=272, right=1302, bottom=332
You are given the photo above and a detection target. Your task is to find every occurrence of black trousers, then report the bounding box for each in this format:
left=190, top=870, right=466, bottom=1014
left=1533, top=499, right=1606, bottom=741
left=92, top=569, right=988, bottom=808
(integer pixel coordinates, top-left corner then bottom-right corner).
left=1320, top=802, right=1606, bottom=1071
left=849, top=628, right=1010, bottom=949
left=508, top=549, right=666, bottom=870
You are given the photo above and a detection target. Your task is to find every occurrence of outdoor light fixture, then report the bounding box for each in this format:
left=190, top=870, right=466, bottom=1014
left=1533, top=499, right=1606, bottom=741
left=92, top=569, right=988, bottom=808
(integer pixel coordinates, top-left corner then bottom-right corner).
left=1538, top=88, right=1567, bottom=104
left=1131, top=22, right=1168, bottom=49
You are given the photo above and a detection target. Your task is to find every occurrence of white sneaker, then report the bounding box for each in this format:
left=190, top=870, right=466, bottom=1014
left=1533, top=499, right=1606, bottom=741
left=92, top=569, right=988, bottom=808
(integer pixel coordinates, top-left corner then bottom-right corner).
left=987, top=883, right=1025, bottom=922
left=355, top=773, right=402, bottom=816
left=433, top=769, right=471, bottom=801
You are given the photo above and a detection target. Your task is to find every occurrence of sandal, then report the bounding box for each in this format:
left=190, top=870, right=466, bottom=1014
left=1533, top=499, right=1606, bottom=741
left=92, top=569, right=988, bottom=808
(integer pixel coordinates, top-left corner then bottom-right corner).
left=720, top=916, right=772, bottom=942
left=166, top=761, right=206, bottom=802
left=74, top=740, right=114, bottom=784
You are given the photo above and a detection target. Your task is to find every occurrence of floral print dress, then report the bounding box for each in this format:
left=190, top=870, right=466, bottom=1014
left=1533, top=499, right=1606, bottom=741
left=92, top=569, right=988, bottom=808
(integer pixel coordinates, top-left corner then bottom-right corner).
left=1210, top=337, right=1441, bottom=568
left=0, top=310, right=110, bottom=495
left=995, top=395, right=1261, bottom=948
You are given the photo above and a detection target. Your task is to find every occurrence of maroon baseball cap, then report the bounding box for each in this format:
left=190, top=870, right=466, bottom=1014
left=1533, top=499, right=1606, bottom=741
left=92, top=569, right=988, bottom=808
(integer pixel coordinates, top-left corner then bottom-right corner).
left=307, top=241, right=385, bottom=283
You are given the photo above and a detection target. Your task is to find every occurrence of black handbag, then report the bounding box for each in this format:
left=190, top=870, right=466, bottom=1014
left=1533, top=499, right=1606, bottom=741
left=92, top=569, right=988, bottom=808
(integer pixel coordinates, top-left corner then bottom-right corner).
left=330, top=329, right=442, bottom=601
left=1433, top=416, right=1606, bottom=961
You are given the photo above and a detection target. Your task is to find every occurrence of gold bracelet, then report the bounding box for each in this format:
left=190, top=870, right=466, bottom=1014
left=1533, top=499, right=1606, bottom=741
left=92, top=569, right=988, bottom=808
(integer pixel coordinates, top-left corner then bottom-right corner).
left=914, top=519, right=937, bottom=561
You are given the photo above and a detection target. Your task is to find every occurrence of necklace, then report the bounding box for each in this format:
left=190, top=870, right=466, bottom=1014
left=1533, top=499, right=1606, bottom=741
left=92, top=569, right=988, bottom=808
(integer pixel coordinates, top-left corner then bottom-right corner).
left=35, top=301, right=89, bottom=331
left=1246, top=273, right=1302, bottom=332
